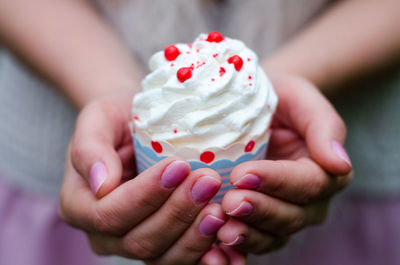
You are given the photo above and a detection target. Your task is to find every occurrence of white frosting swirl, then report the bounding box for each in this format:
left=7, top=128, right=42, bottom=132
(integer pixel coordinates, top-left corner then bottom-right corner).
left=132, top=33, right=277, bottom=150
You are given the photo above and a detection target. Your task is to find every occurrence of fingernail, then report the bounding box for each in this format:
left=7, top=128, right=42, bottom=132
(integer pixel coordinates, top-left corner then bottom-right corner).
left=233, top=174, right=261, bottom=189
left=223, top=235, right=245, bottom=246
left=191, top=176, right=220, bottom=203
left=90, top=162, right=107, bottom=195
left=161, top=160, right=190, bottom=189
left=227, top=201, right=254, bottom=217
left=199, top=215, right=225, bottom=236
left=332, top=141, right=352, bottom=167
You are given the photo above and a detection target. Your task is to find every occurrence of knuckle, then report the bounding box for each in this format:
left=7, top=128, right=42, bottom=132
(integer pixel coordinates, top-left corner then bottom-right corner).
left=285, top=212, right=307, bottom=235
left=303, top=174, right=326, bottom=203
left=181, top=242, right=207, bottom=257
left=70, top=140, right=88, bottom=169
left=167, top=199, right=197, bottom=227
left=122, top=237, right=159, bottom=260
left=247, top=200, right=275, bottom=228
left=268, top=161, right=289, bottom=193
left=139, top=192, right=165, bottom=213
left=92, top=208, right=120, bottom=235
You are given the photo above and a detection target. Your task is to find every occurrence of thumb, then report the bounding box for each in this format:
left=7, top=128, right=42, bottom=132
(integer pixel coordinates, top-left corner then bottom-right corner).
left=272, top=73, right=352, bottom=175
left=70, top=102, right=126, bottom=198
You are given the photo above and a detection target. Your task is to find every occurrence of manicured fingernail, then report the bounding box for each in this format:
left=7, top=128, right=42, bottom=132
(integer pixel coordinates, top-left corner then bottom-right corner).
left=199, top=215, right=225, bottom=236
left=191, top=176, right=220, bottom=203
left=227, top=201, right=254, bottom=217
left=233, top=174, right=261, bottom=189
left=223, top=235, right=245, bottom=246
left=332, top=141, right=352, bottom=167
left=90, top=162, right=107, bottom=195
left=161, top=160, right=190, bottom=189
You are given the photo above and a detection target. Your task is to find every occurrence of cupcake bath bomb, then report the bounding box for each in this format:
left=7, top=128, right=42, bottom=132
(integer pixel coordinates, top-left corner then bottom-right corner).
left=132, top=32, right=278, bottom=202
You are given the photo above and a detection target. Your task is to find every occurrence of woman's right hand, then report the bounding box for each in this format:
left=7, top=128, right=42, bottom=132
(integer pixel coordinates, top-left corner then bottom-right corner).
left=59, top=94, right=229, bottom=265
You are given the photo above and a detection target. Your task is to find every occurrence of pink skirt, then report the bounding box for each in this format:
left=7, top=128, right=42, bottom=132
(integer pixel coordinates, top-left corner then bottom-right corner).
left=0, top=178, right=108, bottom=265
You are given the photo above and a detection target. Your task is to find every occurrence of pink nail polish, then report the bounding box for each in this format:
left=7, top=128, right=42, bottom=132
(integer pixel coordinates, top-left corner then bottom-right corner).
left=90, top=162, right=107, bottom=195
left=199, top=215, right=225, bottom=236
left=332, top=141, right=352, bottom=167
left=191, top=176, right=220, bottom=203
left=223, top=235, right=245, bottom=246
left=227, top=201, right=254, bottom=217
left=161, top=160, right=190, bottom=189
left=233, top=174, right=261, bottom=189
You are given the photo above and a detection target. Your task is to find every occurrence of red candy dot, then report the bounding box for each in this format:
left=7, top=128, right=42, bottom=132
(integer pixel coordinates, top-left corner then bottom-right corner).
left=177, top=67, right=193, bottom=82
left=206, top=31, right=224, bottom=43
left=219, top=67, right=226, bottom=77
left=228, top=55, right=243, bottom=71
left=133, top=116, right=139, bottom=121
left=164, top=45, right=180, bottom=61
left=200, top=151, right=215, bottom=164
left=173, top=129, right=178, bottom=134
left=151, top=141, right=163, bottom=153
left=248, top=75, right=252, bottom=80
left=245, top=141, right=255, bottom=152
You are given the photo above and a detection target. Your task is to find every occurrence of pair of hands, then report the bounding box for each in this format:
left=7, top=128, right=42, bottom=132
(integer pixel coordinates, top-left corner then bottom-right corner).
left=59, top=71, right=352, bottom=265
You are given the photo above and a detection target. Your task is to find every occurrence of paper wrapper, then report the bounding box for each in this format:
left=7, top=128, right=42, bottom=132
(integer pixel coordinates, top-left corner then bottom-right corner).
left=132, top=127, right=271, bottom=203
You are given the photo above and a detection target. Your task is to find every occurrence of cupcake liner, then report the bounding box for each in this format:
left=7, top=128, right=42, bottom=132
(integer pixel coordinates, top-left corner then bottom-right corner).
left=132, top=128, right=271, bottom=203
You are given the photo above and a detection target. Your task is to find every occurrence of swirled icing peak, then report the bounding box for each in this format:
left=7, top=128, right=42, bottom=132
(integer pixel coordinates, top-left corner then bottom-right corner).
left=132, top=32, right=278, bottom=150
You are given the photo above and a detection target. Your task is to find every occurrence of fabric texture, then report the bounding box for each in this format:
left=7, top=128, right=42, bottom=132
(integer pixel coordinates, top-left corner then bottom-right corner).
left=0, top=178, right=109, bottom=265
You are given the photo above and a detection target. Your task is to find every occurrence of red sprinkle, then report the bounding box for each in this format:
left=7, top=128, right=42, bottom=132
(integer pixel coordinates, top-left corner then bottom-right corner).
left=211, top=78, right=215, bottom=82
left=267, top=104, right=271, bottom=109
left=173, top=129, right=178, bottom=134
left=228, top=55, right=243, bottom=71
left=133, top=116, right=139, bottom=121
left=196, top=49, right=200, bottom=53
left=245, top=141, right=255, bottom=152
left=219, top=67, right=226, bottom=77
left=249, top=83, right=252, bottom=86
left=213, top=53, right=218, bottom=58
left=177, top=67, right=193, bottom=82
left=247, top=58, right=251, bottom=62
left=170, top=63, right=174, bottom=67
left=151, top=141, right=163, bottom=153
left=206, top=31, right=224, bottom=43
left=164, top=45, right=180, bottom=61
left=196, top=62, right=205, bottom=68
left=188, top=43, right=193, bottom=48
left=248, top=75, right=252, bottom=80
left=200, top=151, right=215, bottom=164
left=186, top=51, right=191, bottom=54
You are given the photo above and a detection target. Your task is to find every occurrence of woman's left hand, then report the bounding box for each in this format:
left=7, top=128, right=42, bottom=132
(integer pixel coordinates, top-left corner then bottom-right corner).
left=216, top=71, right=353, bottom=255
